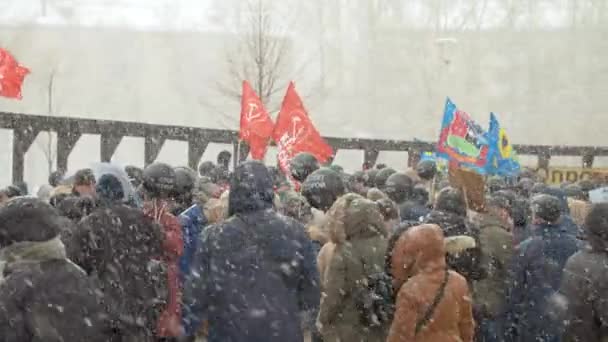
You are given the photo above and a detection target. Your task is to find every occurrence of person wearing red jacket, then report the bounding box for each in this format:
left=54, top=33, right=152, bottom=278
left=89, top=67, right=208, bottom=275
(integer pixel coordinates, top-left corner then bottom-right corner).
left=142, top=162, right=184, bottom=340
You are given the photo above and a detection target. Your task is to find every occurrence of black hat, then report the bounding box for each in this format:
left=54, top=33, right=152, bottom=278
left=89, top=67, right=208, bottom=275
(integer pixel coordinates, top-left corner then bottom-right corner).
left=301, top=168, right=345, bottom=212
left=375, top=168, right=396, bottom=190
left=564, top=184, right=584, bottom=199
left=0, top=198, right=62, bottom=247
left=174, top=166, right=198, bottom=195
left=487, top=177, right=507, bottom=194
left=48, top=170, right=65, bottom=187
left=384, top=172, right=414, bottom=204
left=435, top=186, right=466, bottom=217
left=198, top=161, right=216, bottom=178
left=531, top=194, right=562, bottom=223
left=584, top=203, right=608, bottom=246
left=96, top=174, right=125, bottom=204
left=74, top=168, right=96, bottom=186
left=363, top=169, right=379, bottom=188
left=142, top=162, right=176, bottom=198
left=416, top=160, right=437, bottom=181
left=290, top=152, right=320, bottom=183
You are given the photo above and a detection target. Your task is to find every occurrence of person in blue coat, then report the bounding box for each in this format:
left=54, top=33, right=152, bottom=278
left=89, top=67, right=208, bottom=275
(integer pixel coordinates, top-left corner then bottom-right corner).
left=182, top=161, right=320, bottom=342
left=503, top=194, right=579, bottom=342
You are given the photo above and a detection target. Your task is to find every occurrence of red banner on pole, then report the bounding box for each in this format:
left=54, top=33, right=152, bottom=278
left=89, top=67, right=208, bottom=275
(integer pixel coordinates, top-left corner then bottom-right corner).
left=273, top=82, right=333, bottom=174
left=0, top=48, right=29, bottom=100
left=239, top=80, right=274, bottom=160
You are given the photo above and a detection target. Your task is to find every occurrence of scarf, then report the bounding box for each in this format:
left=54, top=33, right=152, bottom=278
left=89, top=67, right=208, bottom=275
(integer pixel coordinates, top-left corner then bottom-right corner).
left=0, top=236, right=67, bottom=282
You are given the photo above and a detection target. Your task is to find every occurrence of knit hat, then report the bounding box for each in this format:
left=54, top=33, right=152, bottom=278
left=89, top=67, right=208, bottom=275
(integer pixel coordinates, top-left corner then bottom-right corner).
left=0, top=198, right=62, bottom=247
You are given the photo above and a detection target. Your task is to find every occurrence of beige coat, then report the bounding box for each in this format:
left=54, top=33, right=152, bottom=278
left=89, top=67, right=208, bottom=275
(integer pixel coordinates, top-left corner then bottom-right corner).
left=317, top=193, right=389, bottom=342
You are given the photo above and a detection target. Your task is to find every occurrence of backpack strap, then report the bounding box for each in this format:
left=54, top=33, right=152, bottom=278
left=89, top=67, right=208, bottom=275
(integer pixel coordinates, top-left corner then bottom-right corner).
left=415, top=269, right=450, bottom=336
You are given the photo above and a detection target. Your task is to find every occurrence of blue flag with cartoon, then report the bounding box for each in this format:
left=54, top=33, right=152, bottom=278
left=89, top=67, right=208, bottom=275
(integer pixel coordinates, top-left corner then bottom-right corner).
left=486, top=113, right=520, bottom=176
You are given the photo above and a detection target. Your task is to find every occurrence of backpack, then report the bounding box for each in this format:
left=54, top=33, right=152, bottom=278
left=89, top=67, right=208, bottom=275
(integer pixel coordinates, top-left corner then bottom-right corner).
left=354, top=270, right=395, bottom=327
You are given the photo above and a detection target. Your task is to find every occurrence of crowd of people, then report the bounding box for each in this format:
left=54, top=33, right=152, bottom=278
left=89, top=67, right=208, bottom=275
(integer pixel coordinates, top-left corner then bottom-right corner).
left=0, top=150, right=606, bottom=342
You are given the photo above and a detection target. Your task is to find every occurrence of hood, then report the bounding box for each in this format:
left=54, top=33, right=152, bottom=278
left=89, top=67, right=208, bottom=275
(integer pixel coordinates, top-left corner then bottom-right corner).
left=425, top=209, right=469, bottom=237
left=392, top=224, right=446, bottom=286
left=228, top=161, right=274, bottom=216
left=89, top=162, right=134, bottom=202
left=326, top=193, right=387, bottom=244
left=96, top=174, right=125, bottom=206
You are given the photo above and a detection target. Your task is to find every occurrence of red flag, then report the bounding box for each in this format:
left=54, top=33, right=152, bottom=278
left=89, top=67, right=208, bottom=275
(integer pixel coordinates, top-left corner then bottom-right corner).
left=273, top=82, right=333, bottom=174
left=239, top=81, right=274, bottom=160
left=0, top=49, right=29, bottom=100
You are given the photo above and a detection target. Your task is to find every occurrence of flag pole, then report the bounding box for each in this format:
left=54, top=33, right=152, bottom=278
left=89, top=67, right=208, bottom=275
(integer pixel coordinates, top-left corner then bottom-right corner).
left=235, top=139, right=242, bottom=169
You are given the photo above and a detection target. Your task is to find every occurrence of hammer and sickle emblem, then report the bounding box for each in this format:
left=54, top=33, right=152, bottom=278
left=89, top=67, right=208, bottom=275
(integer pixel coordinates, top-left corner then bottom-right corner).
left=246, top=102, right=262, bottom=122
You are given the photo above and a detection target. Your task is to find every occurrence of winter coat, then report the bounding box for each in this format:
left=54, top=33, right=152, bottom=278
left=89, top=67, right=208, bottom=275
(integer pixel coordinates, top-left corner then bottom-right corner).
left=143, top=200, right=184, bottom=337
left=559, top=231, right=608, bottom=341
left=317, top=193, right=389, bottom=342
left=503, top=222, right=579, bottom=342
left=424, top=210, right=483, bottom=282
left=179, top=204, right=207, bottom=281
left=182, top=161, right=320, bottom=342
left=0, top=237, right=112, bottom=342
left=472, top=214, right=514, bottom=319
left=68, top=204, right=167, bottom=340
left=388, top=224, right=475, bottom=342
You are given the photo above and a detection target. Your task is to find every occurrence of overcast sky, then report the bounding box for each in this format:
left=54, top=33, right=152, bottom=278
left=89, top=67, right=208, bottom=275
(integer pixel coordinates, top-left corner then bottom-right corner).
left=0, top=0, right=585, bottom=32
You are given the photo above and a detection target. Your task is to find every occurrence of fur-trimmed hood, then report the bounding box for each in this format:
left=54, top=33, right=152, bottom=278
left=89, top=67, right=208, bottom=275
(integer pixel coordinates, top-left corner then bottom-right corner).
left=325, top=193, right=387, bottom=244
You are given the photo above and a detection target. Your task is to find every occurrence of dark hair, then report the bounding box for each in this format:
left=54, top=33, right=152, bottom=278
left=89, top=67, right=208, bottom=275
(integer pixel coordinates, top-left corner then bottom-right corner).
left=486, top=195, right=512, bottom=218
left=74, top=168, right=96, bottom=186
left=584, top=203, right=608, bottom=244
left=217, top=150, right=232, bottom=166
left=376, top=198, right=399, bottom=221
left=435, top=187, right=466, bottom=217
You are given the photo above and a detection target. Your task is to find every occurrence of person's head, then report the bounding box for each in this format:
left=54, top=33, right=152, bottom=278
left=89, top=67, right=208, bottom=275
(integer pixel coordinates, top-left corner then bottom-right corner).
left=95, top=174, right=125, bottom=205
left=391, top=224, right=446, bottom=283
left=73, top=168, right=96, bottom=197
left=531, top=194, right=562, bottom=225
left=487, top=177, right=507, bottom=194
left=0, top=197, right=63, bottom=249
left=564, top=184, right=585, bottom=201
left=290, top=152, right=320, bottom=183
left=228, top=161, right=274, bottom=216
left=350, top=171, right=368, bottom=196
left=412, top=185, right=429, bottom=206
left=375, top=167, right=396, bottom=190
left=124, top=166, right=144, bottom=188
left=301, top=168, right=345, bottom=212
left=530, top=182, right=549, bottom=197
left=326, top=193, right=386, bottom=244
left=578, top=179, right=595, bottom=201
left=384, top=172, right=414, bottom=204
left=584, top=203, right=608, bottom=252
left=486, top=195, right=513, bottom=229
left=173, top=166, right=198, bottom=208
left=434, top=186, right=466, bottom=217
left=48, top=170, right=64, bottom=187
left=279, top=191, right=313, bottom=225
left=516, top=178, right=535, bottom=198
left=363, top=169, right=379, bottom=188
left=416, top=160, right=437, bottom=182
left=142, top=162, right=176, bottom=200
left=367, top=187, right=387, bottom=202
left=375, top=198, right=400, bottom=232
left=376, top=163, right=387, bottom=170
left=329, top=164, right=344, bottom=174
left=217, top=150, right=232, bottom=170
left=198, top=161, right=216, bottom=179
left=5, top=185, right=23, bottom=199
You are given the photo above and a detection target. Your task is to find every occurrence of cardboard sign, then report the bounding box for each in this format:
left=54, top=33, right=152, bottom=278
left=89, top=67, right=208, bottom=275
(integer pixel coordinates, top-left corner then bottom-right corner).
left=448, top=166, right=486, bottom=212
left=547, top=167, right=608, bottom=185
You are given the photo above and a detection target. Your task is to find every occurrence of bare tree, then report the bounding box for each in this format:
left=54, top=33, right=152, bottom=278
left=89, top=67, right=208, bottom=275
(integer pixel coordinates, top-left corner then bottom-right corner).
left=224, top=0, right=290, bottom=104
